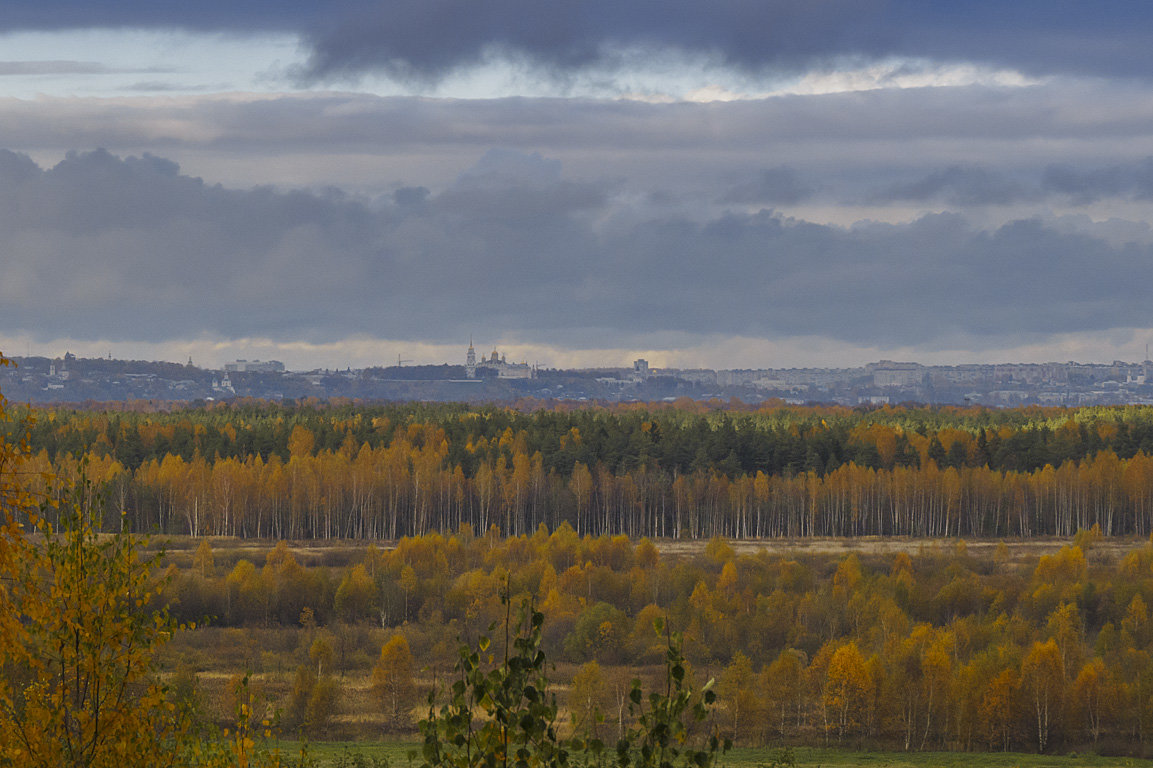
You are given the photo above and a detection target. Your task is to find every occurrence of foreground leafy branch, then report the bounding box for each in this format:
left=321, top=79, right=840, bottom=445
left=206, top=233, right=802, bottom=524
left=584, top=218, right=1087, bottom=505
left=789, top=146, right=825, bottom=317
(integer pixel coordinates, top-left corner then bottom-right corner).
left=616, top=616, right=726, bottom=768
left=418, top=593, right=728, bottom=768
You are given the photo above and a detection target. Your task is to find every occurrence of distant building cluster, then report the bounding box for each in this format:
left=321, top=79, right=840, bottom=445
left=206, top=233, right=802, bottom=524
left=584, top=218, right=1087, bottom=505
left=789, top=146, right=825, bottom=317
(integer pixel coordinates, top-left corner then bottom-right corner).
left=224, top=359, right=285, bottom=373
left=7, top=342, right=1153, bottom=407
left=868, top=360, right=925, bottom=388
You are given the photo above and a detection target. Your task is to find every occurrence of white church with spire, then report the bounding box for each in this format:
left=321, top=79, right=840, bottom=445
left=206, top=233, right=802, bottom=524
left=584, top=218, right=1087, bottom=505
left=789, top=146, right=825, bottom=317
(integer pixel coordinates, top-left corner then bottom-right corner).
left=466, top=338, right=535, bottom=379
left=466, top=337, right=477, bottom=379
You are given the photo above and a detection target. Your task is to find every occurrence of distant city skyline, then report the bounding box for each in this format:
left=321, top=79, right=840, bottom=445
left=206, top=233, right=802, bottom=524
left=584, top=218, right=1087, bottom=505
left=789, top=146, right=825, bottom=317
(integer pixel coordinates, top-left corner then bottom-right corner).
left=3, top=4, right=1153, bottom=371
left=10, top=338, right=1153, bottom=376
left=9, top=350, right=1153, bottom=409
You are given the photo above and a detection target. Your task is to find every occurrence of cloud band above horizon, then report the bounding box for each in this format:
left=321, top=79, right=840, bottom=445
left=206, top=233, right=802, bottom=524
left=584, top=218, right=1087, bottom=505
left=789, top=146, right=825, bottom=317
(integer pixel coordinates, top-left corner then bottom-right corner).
left=2, top=147, right=1153, bottom=369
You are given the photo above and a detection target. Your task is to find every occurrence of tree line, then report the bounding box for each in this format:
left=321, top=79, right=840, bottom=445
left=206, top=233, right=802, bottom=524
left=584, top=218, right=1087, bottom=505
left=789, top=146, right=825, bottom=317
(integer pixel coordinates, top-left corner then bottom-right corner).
left=14, top=400, right=1153, bottom=538
left=24, top=400, right=1153, bottom=476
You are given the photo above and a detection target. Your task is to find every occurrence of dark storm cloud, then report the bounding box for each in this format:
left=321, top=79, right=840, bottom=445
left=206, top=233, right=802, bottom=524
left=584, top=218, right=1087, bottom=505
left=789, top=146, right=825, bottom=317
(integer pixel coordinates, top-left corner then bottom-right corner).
left=295, top=2, right=1153, bottom=84
left=3, top=149, right=1153, bottom=351
left=299, top=0, right=882, bottom=83
left=296, top=2, right=1153, bottom=84
left=0, top=0, right=328, bottom=32
left=2, top=1, right=1153, bottom=82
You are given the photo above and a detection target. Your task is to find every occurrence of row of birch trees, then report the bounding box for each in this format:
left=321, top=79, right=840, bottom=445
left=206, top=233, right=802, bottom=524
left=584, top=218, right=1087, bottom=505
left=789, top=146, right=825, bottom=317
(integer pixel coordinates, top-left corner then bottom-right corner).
left=22, top=436, right=1153, bottom=539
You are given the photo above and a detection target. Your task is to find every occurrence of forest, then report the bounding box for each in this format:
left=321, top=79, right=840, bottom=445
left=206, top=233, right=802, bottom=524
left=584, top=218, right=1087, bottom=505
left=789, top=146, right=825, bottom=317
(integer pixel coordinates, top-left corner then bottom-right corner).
left=152, top=529, right=1153, bottom=756
left=13, top=399, right=1153, bottom=539
left=8, top=395, right=1153, bottom=758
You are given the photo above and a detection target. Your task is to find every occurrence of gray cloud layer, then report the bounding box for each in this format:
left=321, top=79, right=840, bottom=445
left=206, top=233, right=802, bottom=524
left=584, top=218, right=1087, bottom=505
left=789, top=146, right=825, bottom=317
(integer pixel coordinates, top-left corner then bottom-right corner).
left=9, top=87, right=1153, bottom=216
left=2, top=148, right=1152, bottom=353
left=0, top=61, right=134, bottom=76
left=8, top=83, right=1153, bottom=189
left=1, top=2, right=1152, bottom=81
left=867, top=160, right=1153, bottom=208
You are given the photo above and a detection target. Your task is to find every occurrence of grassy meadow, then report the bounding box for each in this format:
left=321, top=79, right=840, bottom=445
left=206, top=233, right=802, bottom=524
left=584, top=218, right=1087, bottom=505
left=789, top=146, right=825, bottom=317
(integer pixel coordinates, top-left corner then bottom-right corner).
left=281, top=742, right=1153, bottom=767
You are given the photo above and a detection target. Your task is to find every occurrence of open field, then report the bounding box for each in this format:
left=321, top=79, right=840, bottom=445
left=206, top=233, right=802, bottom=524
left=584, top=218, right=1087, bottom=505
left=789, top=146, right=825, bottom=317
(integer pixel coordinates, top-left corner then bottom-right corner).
left=279, top=742, right=1153, bottom=767
left=654, top=535, right=1145, bottom=563
left=151, top=533, right=1151, bottom=567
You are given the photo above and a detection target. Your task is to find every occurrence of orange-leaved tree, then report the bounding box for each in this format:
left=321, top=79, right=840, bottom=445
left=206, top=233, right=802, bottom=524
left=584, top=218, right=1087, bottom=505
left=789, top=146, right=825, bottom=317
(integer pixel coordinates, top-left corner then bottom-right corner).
left=371, top=633, right=417, bottom=729
left=0, top=355, right=190, bottom=767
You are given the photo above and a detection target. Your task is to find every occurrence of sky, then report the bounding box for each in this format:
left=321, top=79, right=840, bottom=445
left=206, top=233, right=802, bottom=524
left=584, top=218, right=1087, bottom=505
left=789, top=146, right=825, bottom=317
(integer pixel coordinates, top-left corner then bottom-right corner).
left=4, top=2, right=1153, bottom=371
